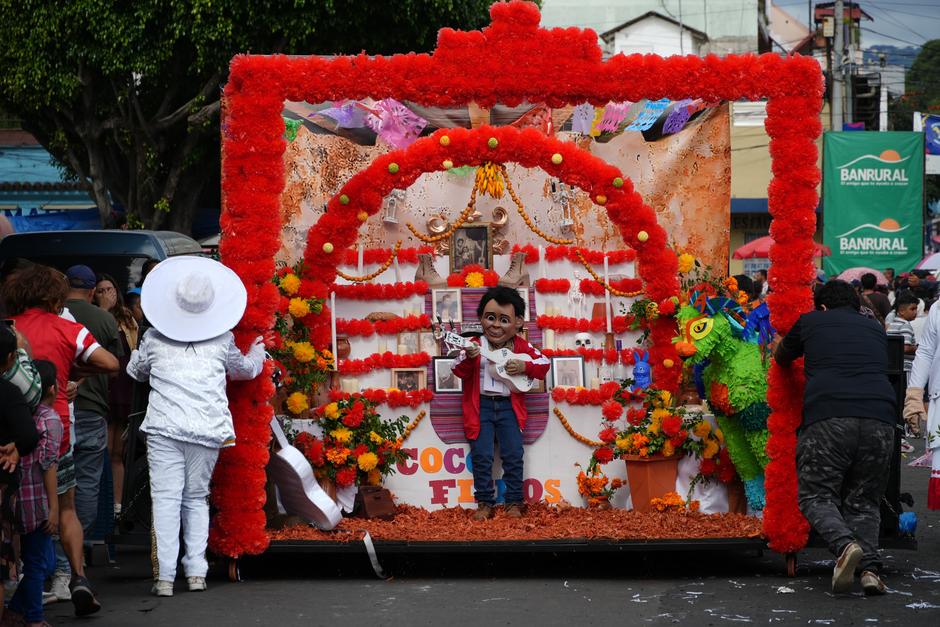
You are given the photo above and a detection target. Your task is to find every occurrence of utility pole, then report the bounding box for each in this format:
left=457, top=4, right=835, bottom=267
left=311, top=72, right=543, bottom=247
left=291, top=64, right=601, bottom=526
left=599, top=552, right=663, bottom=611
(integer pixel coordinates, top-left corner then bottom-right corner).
left=879, top=53, right=888, bottom=131
left=845, top=1, right=854, bottom=124
left=833, top=0, right=844, bottom=130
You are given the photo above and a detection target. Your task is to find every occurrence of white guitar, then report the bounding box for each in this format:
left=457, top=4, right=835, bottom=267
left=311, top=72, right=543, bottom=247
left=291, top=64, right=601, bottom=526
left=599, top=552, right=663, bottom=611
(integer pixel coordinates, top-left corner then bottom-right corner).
left=434, top=325, right=536, bottom=393
left=268, top=417, right=343, bottom=530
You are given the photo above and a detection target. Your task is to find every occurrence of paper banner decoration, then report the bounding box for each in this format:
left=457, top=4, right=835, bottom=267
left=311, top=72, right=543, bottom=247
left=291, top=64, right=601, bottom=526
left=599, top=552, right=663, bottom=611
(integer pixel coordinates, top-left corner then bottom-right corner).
left=597, top=102, right=632, bottom=132
left=510, top=103, right=554, bottom=135
left=365, top=98, right=429, bottom=149
left=283, top=117, right=302, bottom=143
left=316, top=100, right=368, bottom=129
left=571, top=103, right=595, bottom=135
left=589, top=106, right=605, bottom=137
left=626, top=99, right=670, bottom=132
left=662, top=99, right=692, bottom=135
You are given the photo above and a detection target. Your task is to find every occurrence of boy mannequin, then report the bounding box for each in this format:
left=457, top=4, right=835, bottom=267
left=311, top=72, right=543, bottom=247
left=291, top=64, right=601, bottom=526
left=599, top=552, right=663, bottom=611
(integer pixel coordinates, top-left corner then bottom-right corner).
left=452, top=287, right=549, bottom=520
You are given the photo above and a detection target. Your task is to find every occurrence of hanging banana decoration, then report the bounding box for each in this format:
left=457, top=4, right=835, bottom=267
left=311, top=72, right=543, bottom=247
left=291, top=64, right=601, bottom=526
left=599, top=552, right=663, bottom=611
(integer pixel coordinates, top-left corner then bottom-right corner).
left=475, top=162, right=504, bottom=199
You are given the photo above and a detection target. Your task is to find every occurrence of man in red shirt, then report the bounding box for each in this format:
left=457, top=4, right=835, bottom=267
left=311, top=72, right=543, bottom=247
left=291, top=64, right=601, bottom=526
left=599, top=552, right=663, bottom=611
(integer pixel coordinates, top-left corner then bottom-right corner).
left=4, top=264, right=118, bottom=616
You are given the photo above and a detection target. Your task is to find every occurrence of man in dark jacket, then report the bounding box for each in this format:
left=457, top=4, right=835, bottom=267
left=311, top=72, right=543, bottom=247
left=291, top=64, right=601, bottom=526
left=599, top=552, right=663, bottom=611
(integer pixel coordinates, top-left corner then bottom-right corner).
left=774, top=280, right=895, bottom=596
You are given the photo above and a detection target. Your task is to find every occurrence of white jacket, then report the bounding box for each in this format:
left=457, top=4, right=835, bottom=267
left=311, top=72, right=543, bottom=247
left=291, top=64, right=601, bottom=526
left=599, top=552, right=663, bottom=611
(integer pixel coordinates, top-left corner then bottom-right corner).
left=127, top=329, right=265, bottom=448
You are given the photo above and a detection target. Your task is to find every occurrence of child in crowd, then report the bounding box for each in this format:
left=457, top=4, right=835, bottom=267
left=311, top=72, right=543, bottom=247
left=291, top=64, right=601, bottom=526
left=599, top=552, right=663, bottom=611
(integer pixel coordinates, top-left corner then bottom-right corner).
left=8, top=360, right=62, bottom=627
left=452, top=286, right=549, bottom=521
left=887, top=291, right=919, bottom=377
left=126, top=257, right=264, bottom=597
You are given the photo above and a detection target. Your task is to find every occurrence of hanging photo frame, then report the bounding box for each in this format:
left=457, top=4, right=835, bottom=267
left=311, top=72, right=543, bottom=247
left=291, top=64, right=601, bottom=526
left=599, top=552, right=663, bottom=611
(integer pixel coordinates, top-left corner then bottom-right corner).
left=450, top=223, right=492, bottom=273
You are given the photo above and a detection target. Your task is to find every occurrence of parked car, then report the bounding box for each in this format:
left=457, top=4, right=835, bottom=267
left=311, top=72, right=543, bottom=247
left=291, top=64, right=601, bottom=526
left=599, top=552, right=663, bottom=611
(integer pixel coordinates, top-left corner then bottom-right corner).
left=0, top=230, right=203, bottom=292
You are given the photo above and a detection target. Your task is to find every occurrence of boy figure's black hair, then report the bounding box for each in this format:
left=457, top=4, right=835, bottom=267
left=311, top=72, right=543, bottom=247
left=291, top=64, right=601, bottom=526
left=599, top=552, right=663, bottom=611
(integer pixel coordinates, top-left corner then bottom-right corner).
left=476, top=286, right=526, bottom=319
left=33, top=359, right=58, bottom=394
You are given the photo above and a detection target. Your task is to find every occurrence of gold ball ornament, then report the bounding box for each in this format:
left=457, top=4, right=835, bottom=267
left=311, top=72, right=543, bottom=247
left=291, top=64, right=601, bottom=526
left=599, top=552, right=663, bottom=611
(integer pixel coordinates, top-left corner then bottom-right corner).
left=637, top=230, right=649, bottom=242
left=388, top=163, right=399, bottom=174
left=595, top=194, right=607, bottom=205
left=339, top=194, right=350, bottom=205
left=322, top=242, right=334, bottom=254
left=439, top=135, right=451, bottom=146
left=357, top=211, right=369, bottom=222
left=663, top=359, right=675, bottom=368
left=613, top=177, right=624, bottom=188
left=551, top=153, right=563, bottom=165
left=442, top=159, right=454, bottom=169
left=487, top=137, right=498, bottom=149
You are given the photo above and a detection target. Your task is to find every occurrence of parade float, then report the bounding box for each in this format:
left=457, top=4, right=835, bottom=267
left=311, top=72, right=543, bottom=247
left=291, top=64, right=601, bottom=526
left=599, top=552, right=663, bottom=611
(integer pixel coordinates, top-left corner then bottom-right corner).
left=202, top=1, right=903, bottom=578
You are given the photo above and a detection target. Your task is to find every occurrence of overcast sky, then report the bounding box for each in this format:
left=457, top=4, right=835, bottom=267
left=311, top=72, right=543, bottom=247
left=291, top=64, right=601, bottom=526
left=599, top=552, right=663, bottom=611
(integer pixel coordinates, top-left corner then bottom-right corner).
left=775, top=0, right=939, bottom=50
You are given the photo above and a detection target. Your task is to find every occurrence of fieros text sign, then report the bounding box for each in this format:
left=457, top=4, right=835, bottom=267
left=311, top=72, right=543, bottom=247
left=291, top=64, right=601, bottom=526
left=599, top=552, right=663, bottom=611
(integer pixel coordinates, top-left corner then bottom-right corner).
left=823, top=132, right=924, bottom=275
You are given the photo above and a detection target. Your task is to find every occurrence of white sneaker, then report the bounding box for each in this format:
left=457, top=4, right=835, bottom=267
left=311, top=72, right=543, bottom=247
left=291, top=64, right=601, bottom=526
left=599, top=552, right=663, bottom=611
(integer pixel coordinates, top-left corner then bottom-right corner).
left=152, top=580, right=174, bottom=597
left=50, top=571, right=71, bottom=601
left=42, top=590, right=57, bottom=605
left=187, top=576, right=207, bottom=592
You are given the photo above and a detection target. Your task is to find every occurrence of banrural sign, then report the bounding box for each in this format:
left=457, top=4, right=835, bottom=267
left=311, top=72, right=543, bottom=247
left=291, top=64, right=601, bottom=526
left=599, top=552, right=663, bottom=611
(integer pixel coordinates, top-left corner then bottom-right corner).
left=823, top=132, right=924, bottom=275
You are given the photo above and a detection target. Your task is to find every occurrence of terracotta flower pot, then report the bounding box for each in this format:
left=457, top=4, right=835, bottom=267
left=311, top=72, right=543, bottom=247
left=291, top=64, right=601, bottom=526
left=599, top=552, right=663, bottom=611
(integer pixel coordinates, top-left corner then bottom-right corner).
left=623, top=454, right=679, bottom=513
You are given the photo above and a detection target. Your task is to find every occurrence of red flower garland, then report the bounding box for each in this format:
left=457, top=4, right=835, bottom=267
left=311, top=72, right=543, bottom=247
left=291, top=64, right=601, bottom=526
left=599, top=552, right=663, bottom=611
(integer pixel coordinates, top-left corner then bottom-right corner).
left=550, top=382, right=621, bottom=406
left=336, top=314, right=431, bottom=337
left=329, top=388, right=434, bottom=409
left=537, top=315, right=633, bottom=334
left=512, top=244, right=637, bottom=265
left=340, top=246, right=435, bottom=266
left=533, top=278, right=570, bottom=293
left=219, top=0, right=822, bottom=557
left=332, top=282, right=429, bottom=300
left=542, top=348, right=636, bottom=365
left=338, top=352, right=432, bottom=375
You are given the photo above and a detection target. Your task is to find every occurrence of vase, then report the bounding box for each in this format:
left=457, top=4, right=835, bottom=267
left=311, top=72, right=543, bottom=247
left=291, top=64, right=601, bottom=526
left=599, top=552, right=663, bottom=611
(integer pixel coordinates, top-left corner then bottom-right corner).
left=623, top=454, right=679, bottom=513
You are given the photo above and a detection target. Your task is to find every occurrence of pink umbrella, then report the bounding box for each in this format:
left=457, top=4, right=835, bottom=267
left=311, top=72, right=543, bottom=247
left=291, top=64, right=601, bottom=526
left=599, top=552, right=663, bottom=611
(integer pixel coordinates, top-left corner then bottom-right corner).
left=732, top=236, right=831, bottom=259
left=837, top=267, right=888, bottom=286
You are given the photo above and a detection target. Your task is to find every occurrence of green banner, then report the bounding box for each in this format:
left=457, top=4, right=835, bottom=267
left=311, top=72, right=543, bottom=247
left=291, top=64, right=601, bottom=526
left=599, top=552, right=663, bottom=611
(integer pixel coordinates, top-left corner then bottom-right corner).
left=823, top=131, right=924, bottom=276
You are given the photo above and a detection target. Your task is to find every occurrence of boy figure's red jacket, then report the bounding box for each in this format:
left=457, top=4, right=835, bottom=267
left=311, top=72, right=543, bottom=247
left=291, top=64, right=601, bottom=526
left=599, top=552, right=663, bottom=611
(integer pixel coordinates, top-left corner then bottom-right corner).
left=452, top=335, right=550, bottom=440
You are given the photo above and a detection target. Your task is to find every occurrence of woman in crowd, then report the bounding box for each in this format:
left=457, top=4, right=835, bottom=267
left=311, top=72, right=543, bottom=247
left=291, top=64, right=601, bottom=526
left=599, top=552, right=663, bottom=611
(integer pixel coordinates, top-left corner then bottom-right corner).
left=93, top=273, right=138, bottom=521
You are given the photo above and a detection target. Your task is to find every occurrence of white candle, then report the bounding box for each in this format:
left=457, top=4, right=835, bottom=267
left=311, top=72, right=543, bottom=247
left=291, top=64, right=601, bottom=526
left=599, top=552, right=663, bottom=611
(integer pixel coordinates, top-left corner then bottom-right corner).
left=604, top=256, right=612, bottom=333
left=398, top=343, right=407, bottom=355
left=378, top=339, right=387, bottom=354
left=330, top=292, right=338, bottom=370
left=591, top=377, right=600, bottom=389
left=357, top=244, right=365, bottom=274
left=544, top=329, right=555, bottom=350
left=394, top=256, right=401, bottom=282
left=539, top=245, right=547, bottom=279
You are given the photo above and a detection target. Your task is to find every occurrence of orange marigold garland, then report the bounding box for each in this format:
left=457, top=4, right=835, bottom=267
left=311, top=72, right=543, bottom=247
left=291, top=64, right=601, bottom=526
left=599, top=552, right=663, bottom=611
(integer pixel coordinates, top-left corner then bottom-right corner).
left=553, top=408, right=604, bottom=447
left=335, top=241, right=401, bottom=282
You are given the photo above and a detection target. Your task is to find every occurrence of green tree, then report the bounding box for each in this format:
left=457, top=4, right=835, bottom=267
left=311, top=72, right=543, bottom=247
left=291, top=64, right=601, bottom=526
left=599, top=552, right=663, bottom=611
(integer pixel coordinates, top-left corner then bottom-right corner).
left=0, top=1, right=494, bottom=233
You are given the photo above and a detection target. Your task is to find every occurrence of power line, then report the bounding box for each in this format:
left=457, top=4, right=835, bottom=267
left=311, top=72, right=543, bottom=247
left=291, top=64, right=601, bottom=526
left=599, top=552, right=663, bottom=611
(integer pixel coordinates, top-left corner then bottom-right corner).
left=864, top=4, right=931, bottom=44
left=860, top=27, right=926, bottom=47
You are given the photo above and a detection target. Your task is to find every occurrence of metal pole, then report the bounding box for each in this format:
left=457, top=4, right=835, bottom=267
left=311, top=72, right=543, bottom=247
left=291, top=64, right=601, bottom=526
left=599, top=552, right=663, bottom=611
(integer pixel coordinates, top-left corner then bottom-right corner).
left=833, top=0, right=844, bottom=130
left=845, top=1, right=854, bottom=124
left=679, top=0, right=685, bottom=55
left=879, top=69, right=888, bottom=131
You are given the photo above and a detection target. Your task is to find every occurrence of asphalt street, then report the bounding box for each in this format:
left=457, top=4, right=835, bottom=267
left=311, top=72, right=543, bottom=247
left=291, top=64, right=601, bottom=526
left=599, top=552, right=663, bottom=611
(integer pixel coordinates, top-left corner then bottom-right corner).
left=42, top=440, right=940, bottom=627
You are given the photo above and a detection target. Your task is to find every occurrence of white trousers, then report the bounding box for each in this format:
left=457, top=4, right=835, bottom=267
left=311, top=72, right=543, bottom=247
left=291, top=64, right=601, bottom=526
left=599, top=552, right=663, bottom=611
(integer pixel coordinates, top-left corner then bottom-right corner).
left=147, top=434, right=219, bottom=581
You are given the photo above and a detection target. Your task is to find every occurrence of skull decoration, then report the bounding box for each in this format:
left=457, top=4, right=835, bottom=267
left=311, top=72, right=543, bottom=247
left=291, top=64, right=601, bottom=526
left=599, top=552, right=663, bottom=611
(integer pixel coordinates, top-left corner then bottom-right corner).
left=574, top=333, right=593, bottom=349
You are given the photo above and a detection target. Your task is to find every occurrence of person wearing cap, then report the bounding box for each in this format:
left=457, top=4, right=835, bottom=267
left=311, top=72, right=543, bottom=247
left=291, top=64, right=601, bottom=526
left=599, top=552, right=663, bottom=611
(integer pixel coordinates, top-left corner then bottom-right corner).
left=126, top=256, right=265, bottom=597
left=4, top=264, right=118, bottom=616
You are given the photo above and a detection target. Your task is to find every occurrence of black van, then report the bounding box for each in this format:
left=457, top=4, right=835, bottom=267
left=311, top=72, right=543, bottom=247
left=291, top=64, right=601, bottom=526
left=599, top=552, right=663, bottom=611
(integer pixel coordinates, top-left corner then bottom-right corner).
left=0, top=230, right=203, bottom=291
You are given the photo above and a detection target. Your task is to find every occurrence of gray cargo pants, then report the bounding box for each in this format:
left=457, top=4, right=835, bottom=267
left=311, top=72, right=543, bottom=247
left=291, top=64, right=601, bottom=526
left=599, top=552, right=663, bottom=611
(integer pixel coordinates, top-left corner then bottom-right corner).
left=796, top=417, right=894, bottom=573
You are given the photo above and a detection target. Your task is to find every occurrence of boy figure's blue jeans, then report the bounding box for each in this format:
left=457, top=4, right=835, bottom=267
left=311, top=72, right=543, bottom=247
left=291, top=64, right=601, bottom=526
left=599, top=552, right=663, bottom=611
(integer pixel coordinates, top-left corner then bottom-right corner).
left=468, top=396, right=524, bottom=505
left=10, top=529, right=55, bottom=622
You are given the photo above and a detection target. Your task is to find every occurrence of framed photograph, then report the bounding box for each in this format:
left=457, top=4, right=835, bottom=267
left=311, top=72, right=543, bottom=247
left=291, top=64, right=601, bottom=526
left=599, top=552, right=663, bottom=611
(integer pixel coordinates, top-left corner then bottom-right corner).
left=419, top=331, right=439, bottom=357
left=431, top=288, right=462, bottom=323
left=433, top=357, right=462, bottom=393
left=397, top=331, right=420, bottom=355
left=392, top=368, right=427, bottom=392
left=450, top=223, right=492, bottom=273
left=516, top=287, right=530, bottom=321
left=551, top=356, right=585, bottom=389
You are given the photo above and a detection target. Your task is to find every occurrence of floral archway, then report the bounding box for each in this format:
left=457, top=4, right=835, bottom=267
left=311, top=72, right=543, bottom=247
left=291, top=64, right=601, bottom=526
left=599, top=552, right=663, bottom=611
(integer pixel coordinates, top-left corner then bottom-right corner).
left=214, top=0, right=823, bottom=558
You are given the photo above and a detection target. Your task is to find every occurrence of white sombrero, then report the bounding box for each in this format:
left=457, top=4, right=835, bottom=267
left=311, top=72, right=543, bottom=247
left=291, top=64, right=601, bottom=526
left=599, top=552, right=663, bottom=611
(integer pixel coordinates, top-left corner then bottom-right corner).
left=141, top=256, right=248, bottom=343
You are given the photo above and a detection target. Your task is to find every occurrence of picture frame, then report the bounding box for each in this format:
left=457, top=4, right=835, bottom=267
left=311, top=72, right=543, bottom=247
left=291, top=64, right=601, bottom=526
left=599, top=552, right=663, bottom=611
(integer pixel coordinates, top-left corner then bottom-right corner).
left=397, top=331, right=420, bottom=355
left=432, top=357, right=462, bottom=393
left=516, top=287, right=530, bottom=321
left=419, top=331, right=440, bottom=357
left=450, top=223, right=492, bottom=273
left=431, top=288, right=462, bottom=323
left=551, top=356, right=585, bottom=389
left=391, top=368, right=427, bottom=393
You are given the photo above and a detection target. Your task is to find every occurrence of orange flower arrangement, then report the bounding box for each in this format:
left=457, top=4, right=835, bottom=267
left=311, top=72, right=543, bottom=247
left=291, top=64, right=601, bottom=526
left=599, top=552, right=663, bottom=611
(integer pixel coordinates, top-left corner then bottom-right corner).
left=575, top=463, right=625, bottom=508
left=650, top=491, right=700, bottom=513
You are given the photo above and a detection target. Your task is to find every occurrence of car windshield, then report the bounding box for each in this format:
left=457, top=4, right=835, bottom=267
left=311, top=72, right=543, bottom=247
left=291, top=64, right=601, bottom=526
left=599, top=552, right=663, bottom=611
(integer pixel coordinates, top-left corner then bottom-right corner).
left=19, top=255, right=152, bottom=294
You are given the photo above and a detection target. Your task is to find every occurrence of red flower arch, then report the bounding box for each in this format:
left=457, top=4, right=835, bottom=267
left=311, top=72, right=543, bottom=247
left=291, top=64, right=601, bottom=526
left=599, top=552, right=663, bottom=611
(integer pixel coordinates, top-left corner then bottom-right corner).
left=215, top=0, right=823, bottom=558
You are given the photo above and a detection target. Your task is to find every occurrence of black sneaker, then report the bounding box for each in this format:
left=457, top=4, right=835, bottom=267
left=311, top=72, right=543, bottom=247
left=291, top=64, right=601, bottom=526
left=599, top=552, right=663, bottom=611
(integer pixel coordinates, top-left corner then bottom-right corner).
left=70, top=575, right=102, bottom=616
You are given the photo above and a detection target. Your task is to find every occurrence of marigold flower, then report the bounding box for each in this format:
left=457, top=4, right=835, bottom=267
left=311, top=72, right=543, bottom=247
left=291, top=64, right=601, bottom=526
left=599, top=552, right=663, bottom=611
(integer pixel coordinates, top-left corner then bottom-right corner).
left=326, top=447, right=350, bottom=464
left=286, top=392, right=309, bottom=415
left=329, top=427, right=353, bottom=444
left=615, top=437, right=631, bottom=451
left=601, top=400, right=623, bottom=421
left=357, top=451, right=379, bottom=471
left=703, top=439, right=720, bottom=459
left=677, top=253, right=695, bottom=274
left=465, top=271, right=485, bottom=288
left=594, top=447, right=614, bottom=464
left=291, top=341, right=316, bottom=363
left=288, top=297, right=311, bottom=318
left=713, top=428, right=724, bottom=443
left=369, top=431, right=384, bottom=444
left=367, top=468, right=382, bottom=485
left=323, top=402, right=340, bottom=420
left=280, top=273, right=301, bottom=295
left=335, top=466, right=357, bottom=488
left=662, top=441, right=675, bottom=457
left=599, top=427, right=617, bottom=444
left=692, top=421, right=711, bottom=438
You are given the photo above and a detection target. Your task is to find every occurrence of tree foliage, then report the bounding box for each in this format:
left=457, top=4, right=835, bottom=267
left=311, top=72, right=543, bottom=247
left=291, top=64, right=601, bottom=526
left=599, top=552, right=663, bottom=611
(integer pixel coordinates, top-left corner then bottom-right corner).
left=0, top=0, right=494, bottom=233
